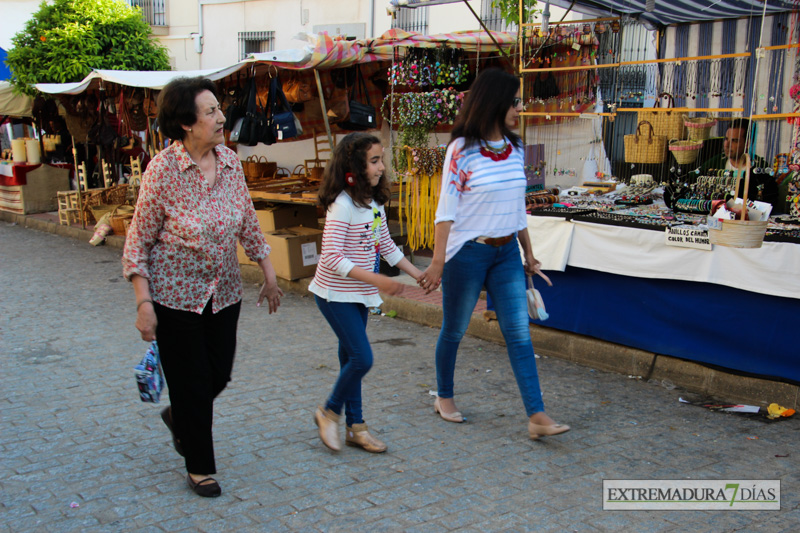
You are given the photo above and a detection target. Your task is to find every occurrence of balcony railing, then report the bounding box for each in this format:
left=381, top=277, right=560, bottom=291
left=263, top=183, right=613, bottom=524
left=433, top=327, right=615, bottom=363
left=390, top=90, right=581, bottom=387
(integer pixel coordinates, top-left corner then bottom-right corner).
left=127, top=0, right=167, bottom=27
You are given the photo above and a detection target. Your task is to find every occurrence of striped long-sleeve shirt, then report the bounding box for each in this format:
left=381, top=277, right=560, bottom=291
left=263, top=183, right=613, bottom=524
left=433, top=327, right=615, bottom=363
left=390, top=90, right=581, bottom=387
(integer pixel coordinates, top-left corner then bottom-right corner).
left=435, top=137, right=528, bottom=263
left=309, top=191, right=404, bottom=307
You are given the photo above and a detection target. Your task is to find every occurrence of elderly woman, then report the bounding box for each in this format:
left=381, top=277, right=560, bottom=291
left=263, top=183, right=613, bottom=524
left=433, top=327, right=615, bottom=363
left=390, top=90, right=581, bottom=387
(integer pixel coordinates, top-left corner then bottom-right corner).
left=122, top=76, right=283, bottom=497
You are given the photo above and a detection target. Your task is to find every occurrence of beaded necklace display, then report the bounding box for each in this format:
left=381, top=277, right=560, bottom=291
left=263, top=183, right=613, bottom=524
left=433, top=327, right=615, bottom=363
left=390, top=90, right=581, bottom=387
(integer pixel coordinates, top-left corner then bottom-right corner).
left=480, top=139, right=512, bottom=161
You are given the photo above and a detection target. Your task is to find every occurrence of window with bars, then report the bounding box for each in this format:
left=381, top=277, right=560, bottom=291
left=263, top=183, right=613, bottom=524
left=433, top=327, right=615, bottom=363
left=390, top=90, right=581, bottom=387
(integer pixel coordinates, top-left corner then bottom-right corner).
left=480, top=0, right=515, bottom=33
left=238, top=31, right=275, bottom=61
left=392, top=6, right=429, bottom=34
left=126, top=0, right=167, bottom=27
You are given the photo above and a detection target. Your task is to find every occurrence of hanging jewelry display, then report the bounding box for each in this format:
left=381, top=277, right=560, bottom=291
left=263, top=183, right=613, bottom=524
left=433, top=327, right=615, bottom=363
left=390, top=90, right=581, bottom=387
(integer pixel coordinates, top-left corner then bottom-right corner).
left=387, top=44, right=474, bottom=250
left=521, top=19, right=604, bottom=124
left=388, top=46, right=471, bottom=90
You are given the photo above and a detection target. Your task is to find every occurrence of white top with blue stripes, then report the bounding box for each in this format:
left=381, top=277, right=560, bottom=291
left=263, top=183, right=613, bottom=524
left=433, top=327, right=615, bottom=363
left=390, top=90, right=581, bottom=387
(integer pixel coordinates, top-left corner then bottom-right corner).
left=435, top=137, right=528, bottom=262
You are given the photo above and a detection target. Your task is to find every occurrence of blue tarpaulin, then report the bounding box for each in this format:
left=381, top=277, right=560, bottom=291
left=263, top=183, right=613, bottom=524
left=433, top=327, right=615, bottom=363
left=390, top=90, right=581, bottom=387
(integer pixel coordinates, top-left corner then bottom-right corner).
left=545, top=0, right=796, bottom=27
left=0, top=48, right=11, bottom=81
left=491, top=266, right=800, bottom=384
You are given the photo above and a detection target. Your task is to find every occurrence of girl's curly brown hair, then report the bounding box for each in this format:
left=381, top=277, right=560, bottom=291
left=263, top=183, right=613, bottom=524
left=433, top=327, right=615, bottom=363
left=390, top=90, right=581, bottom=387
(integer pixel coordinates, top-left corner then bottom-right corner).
left=318, top=132, right=390, bottom=210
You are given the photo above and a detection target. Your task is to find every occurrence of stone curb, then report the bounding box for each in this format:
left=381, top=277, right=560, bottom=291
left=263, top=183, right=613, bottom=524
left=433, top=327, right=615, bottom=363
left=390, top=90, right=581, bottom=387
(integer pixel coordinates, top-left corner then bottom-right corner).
left=3, top=209, right=796, bottom=409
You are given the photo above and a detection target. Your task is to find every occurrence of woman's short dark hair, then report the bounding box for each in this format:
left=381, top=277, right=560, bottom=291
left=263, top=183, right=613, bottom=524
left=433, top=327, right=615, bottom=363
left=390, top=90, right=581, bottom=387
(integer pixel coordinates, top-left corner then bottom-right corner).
left=157, top=76, right=218, bottom=141
left=450, top=68, right=521, bottom=149
left=318, top=132, right=390, bottom=210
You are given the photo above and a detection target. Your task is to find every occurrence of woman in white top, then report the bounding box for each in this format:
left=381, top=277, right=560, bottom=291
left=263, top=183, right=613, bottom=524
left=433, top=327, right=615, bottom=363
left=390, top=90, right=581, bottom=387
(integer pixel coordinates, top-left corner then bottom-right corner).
left=419, top=69, right=570, bottom=441
left=310, top=132, right=423, bottom=453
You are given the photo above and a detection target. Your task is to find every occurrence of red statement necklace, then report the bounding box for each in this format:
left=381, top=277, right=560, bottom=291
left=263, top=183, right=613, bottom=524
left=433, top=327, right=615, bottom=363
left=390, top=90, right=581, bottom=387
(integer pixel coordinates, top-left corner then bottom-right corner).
left=480, top=140, right=512, bottom=161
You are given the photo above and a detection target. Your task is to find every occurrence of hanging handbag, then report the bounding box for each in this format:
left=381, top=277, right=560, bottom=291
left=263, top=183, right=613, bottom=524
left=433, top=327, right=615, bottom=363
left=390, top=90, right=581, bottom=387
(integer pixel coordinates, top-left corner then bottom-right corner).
left=223, top=76, right=246, bottom=131
left=282, top=71, right=313, bottom=103
left=338, top=65, right=377, bottom=131
left=89, top=88, right=118, bottom=147
left=134, top=341, right=164, bottom=403
left=624, top=121, right=668, bottom=164
left=231, top=77, right=271, bottom=146
left=269, top=77, right=301, bottom=141
left=637, top=93, right=687, bottom=141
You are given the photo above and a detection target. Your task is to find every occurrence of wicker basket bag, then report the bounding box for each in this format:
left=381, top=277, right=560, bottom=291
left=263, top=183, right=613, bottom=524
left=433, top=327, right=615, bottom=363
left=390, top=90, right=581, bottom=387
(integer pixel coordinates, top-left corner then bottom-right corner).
left=625, top=121, right=668, bottom=164
left=638, top=93, right=687, bottom=140
left=684, top=117, right=717, bottom=141
left=669, top=139, right=703, bottom=165
left=241, top=156, right=277, bottom=182
left=708, top=157, right=767, bottom=248
left=108, top=205, right=135, bottom=236
left=708, top=218, right=768, bottom=248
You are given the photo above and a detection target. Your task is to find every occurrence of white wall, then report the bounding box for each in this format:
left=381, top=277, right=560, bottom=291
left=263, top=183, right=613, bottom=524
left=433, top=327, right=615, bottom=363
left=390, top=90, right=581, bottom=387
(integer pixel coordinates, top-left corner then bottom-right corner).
left=1, top=1, right=45, bottom=50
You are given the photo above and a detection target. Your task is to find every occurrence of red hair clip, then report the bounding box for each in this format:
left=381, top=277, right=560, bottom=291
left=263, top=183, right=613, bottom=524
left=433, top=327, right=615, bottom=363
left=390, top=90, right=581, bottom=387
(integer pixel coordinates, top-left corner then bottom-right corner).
left=345, top=172, right=356, bottom=186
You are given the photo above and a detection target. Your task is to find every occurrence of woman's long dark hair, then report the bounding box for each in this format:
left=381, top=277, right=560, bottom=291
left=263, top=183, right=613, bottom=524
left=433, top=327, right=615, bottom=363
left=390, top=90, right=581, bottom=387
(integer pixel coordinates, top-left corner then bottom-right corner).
left=318, top=132, right=390, bottom=210
left=450, top=68, right=521, bottom=149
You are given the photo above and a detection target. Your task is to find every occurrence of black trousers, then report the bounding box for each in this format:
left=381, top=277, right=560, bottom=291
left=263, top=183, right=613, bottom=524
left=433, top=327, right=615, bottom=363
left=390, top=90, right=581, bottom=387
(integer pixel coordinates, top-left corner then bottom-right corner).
left=154, top=299, right=241, bottom=475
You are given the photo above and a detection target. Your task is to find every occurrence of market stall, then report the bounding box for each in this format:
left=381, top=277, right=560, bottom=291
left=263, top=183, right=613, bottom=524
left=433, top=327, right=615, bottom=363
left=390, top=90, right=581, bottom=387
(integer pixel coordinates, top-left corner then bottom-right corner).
left=521, top=213, right=800, bottom=383
left=1, top=81, right=71, bottom=214
left=469, top=0, right=800, bottom=384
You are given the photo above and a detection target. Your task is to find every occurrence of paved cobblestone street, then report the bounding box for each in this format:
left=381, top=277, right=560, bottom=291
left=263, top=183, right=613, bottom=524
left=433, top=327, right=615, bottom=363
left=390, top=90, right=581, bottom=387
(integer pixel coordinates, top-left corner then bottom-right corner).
left=1, top=221, right=798, bottom=532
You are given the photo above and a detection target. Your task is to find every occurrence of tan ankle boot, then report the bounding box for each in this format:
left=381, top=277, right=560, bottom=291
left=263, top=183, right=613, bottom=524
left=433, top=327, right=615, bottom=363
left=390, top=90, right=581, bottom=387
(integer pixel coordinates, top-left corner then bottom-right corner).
left=345, top=423, right=387, bottom=453
left=314, top=406, right=341, bottom=451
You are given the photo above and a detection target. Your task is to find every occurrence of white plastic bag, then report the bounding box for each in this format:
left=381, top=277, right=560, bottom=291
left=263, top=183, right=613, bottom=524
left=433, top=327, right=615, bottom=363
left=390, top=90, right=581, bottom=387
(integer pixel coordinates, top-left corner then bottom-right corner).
left=526, top=276, right=549, bottom=321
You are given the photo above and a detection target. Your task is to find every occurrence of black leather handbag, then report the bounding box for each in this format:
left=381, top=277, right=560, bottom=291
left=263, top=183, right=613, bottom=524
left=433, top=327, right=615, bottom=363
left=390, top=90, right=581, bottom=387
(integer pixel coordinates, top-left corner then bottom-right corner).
left=230, top=77, right=271, bottom=146
left=338, top=66, right=376, bottom=131
left=223, top=77, right=246, bottom=132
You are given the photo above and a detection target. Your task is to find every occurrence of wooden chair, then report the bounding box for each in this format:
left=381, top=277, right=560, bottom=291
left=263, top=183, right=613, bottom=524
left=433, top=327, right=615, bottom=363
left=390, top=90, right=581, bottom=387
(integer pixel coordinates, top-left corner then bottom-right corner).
left=57, top=191, right=80, bottom=226
left=304, top=129, right=335, bottom=182
left=128, top=156, right=142, bottom=204
left=57, top=163, right=94, bottom=226
left=102, top=160, right=114, bottom=188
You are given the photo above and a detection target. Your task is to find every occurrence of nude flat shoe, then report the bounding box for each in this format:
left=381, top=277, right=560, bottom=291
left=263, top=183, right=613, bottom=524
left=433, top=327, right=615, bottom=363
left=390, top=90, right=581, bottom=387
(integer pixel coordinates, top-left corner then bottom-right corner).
left=434, top=396, right=464, bottom=423
left=528, top=421, right=570, bottom=440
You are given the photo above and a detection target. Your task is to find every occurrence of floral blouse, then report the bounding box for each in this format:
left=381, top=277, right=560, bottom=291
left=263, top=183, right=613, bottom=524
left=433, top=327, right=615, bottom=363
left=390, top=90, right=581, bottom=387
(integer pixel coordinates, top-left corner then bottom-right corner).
left=122, top=141, right=269, bottom=314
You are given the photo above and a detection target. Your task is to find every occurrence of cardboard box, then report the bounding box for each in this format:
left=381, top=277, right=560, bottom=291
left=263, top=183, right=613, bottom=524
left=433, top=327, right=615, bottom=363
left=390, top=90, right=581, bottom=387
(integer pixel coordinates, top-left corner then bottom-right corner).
left=252, top=203, right=318, bottom=232
left=265, top=226, right=323, bottom=280
left=238, top=226, right=322, bottom=280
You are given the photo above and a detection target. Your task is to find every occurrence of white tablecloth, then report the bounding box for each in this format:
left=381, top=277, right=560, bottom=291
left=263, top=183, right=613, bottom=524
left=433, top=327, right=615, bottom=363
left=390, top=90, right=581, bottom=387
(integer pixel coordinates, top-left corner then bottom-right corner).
left=527, top=215, right=800, bottom=300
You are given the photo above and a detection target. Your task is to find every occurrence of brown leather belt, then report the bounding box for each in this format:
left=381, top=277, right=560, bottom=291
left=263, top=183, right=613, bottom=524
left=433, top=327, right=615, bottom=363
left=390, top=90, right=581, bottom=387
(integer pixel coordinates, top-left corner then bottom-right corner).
left=474, top=234, right=514, bottom=247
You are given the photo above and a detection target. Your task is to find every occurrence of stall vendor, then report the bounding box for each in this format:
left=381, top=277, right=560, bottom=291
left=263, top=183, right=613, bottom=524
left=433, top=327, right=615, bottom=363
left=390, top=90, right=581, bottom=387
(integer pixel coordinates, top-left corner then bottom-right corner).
left=699, top=118, right=778, bottom=208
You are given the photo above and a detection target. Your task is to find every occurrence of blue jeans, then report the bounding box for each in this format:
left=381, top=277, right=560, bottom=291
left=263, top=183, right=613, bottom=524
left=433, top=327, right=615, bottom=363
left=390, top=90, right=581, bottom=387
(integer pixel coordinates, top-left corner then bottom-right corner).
left=436, top=237, right=545, bottom=416
left=315, top=296, right=372, bottom=427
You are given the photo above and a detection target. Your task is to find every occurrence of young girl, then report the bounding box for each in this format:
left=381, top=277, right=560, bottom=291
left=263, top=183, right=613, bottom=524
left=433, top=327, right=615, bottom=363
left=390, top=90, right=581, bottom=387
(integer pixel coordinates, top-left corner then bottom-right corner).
left=309, top=132, right=423, bottom=453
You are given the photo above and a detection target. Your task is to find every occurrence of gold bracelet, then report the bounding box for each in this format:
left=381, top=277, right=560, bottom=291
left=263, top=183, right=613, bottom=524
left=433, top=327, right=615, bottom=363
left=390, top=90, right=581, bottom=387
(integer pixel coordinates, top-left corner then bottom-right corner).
left=136, top=299, right=153, bottom=311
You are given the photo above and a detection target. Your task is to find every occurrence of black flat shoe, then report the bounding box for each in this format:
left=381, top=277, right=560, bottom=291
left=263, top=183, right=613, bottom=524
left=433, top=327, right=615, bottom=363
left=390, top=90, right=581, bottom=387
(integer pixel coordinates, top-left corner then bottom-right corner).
left=187, top=475, right=222, bottom=498
left=160, top=407, right=184, bottom=457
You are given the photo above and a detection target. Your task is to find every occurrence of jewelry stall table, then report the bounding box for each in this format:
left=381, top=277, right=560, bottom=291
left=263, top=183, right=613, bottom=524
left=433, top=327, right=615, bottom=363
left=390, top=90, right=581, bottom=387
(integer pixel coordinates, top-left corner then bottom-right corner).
left=505, top=216, right=800, bottom=383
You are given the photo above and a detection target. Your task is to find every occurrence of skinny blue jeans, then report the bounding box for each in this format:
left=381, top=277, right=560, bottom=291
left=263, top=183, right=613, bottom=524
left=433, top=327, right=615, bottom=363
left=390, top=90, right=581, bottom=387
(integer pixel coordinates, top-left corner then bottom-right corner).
left=436, top=237, right=545, bottom=416
left=315, top=296, right=372, bottom=427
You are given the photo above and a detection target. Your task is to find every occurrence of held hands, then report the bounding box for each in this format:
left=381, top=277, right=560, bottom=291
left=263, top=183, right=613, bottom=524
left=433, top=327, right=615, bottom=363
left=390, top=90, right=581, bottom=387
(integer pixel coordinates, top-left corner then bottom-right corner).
left=375, top=274, right=405, bottom=296
left=417, top=261, right=443, bottom=294
left=524, top=256, right=552, bottom=286
left=257, top=280, right=284, bottom=314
